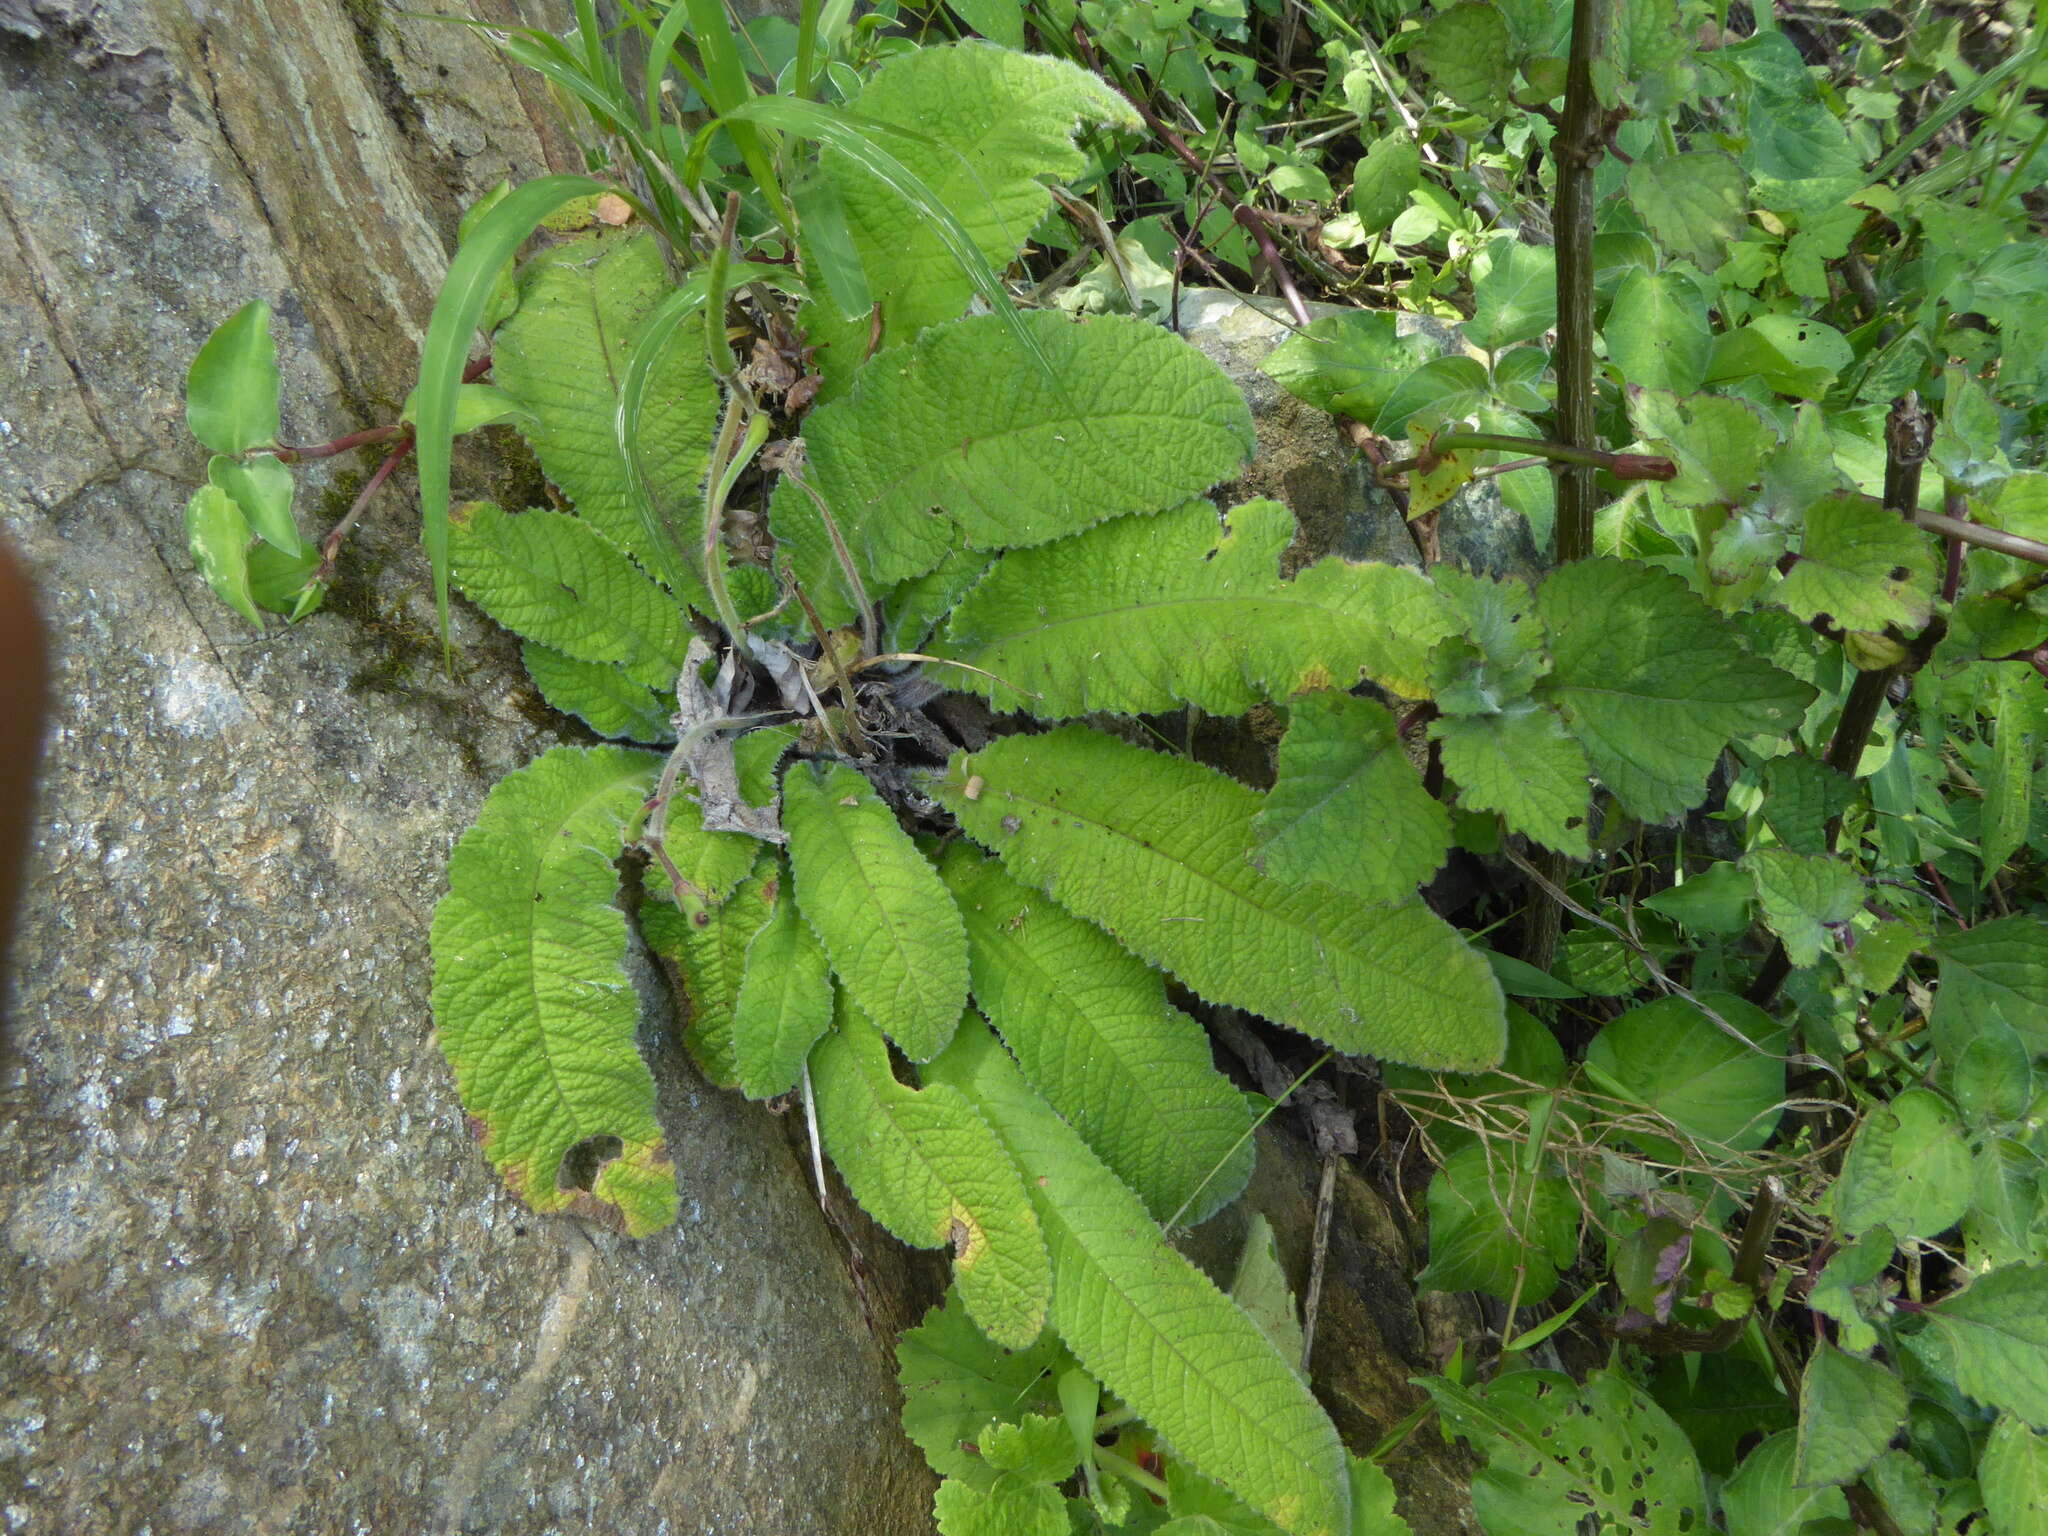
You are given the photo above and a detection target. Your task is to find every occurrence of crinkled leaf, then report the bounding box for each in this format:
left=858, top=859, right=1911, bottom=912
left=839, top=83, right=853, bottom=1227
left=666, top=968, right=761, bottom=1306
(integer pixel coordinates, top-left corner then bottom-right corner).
left=1262, top=311, right=1434, bottom=417
left=1585, top=994, right=1786, bottom=1155
left=812, top=1001, right=1048, bottom=1347
left=1417, top=1141, right=1577, bottom=1302
left=936, top=725, right=1505, bottom=1070
left=1744, top=848, right=1864, bottom=968
left=802, top=43, right=1138, bottom=395
left=1411, top=2, right=1513, bottom=118
left=450, top=502, right=686, bottom=688
left=1255, top=691, right=1452, bottom=901
left=731, top=861, right=834, bottom=1099
left=1538, top=560, right=1816, bottom=822
left=1627, top=152, right=1749, bottom=271
left=492, top=229, right=721, bottom=585
left=785, top=759, right=968, bottom=1060
left=1911, top=1265, right=2048, bottom=1427
left=934, top=1473, right=1065, bottom=1536
left=521, top=641, right=676, bottom=743
left=429, top=745, right=676, bottom=1234
left=1433, top=703, right=1590, bottom=858
left=1982, top=1414, right=2048, bottom=1531
left=929, top=1021, right=1351, bottom=1536
left=1424, top=1370, right=1708, bottom=1536
left=1776, top=493, right=1937, bottom=632
left=1759, top=753, right=1855, bottom=854
left=1836, top=1088, right=1974, bottom=1241
left=778, top=312, right=1253, bottom=621
left=935, top=499, right=1458, bottom=715
left=1605, top=268, right=1711, bottom=395
left=186, top=299, right=281, bottom=454
left=1796, top=1343, right=1907, bottom=1489
left=640, top=849, right=777, bottom=1088
left=940, top=843, right=1255, bottom=1225
left=184, top=484, right=261, bottom=628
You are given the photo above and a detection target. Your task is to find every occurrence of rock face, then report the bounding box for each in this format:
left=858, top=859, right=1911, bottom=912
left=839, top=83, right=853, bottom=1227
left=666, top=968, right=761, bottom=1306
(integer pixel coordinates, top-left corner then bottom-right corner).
left=0, top=4, right=934, bottom=1532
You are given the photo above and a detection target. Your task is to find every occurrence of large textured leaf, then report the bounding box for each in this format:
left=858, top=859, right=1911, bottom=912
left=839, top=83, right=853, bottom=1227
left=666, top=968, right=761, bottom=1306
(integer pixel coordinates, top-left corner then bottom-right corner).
left=774, top=312, right=1253, bottom=622
left=1744, top=848, right=1864, bottom=967
left=929, top=1021, right=1351, bottom=1536
left=936, top=726, right=1506, bottom=1070
left=1776, top=493, right=1937, bottom=633
left=450, top=502, right=686, bottom=688
left=640, top=852, right=777, bottom=1088
left=730, top=856, right=834, bottom=1100
left=520, top=641, right=676, bottom=743
left=801, top=43, right=1138, bottom=395
left=492, top=229, right=720, bottom=587
left=940, top=843, right=1255, bottom=1224
left=811, top=1002, right=1049, bottom=1347
left=430, top=745, right=675, bottom=1235
left=1253, top=691, right=1452, bottom=901
left=1836, top=1088, right=1974, bottom=1241
left=1432, top=703, right=1591, bottom=858
left=1537, top=559, right=1815, bottom=822
left=1795, top=1343, right=1907, bottom=1488
left=1909, top=1265, right=2048, bottom=1427
left=935, top=499, right=1457, bottom=714
left=1931, top=917, right=2048, bottom=1058
left=784, top=759, right=969, bottom=1060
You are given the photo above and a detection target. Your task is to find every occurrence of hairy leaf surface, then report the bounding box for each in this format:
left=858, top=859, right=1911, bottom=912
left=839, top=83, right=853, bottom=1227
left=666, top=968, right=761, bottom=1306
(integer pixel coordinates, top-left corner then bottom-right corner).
left=928, top=1022, right=1350, bottom=1536
left=731, top=858, right=834, bottom=1099
left=640, top=850, right=777, bottom=1088
left=1433, top=703, right=1590, bottom=858
left=521, top=641, right=676, bottom=743
left=1909, top=1265, right=2048, bottom=1427
left=1776, top=493, right=1938, bottom=633
left=785, top=759, right=969, bottom=1059
left=775, top=313, right=1253, bottom=622
left=935, top=499, right=1456, bottom=714
left=492, top=229, right=719, bottom=589
left=430, top=745, right=675, bottom=1234
left=812, top=1002, right=1049, bottom=1347
left=1537, top=559, right=1815, bottom=822
left=937, top=726, right=1505, bottom=1069
left=451, top=502, right=686, bottom=687
left=940, top=843, right=1255, bottom=1224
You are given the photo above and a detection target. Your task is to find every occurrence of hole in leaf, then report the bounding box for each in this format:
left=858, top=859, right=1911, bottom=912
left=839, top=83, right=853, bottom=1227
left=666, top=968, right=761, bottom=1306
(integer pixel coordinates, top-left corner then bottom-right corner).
left=560, top=1134, right=624, bottom=1192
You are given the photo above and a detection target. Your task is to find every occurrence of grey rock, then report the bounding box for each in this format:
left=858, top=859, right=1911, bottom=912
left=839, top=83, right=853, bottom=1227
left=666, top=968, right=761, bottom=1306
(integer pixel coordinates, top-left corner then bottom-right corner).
left=0, top=5, right=932, bottom=1533
left=1173, top=287, right=1549, bottom=586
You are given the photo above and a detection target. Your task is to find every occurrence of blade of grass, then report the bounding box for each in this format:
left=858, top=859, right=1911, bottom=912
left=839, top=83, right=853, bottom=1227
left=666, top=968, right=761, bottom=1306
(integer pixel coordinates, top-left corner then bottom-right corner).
left=415, top=173, right=604, bottom=655
left=683, top=0, right=793, bottom=229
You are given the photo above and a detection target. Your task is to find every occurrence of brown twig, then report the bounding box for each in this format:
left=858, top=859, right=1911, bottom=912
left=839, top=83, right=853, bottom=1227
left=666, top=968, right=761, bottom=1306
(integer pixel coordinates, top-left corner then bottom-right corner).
left=316, top=431, right=414, bottom=580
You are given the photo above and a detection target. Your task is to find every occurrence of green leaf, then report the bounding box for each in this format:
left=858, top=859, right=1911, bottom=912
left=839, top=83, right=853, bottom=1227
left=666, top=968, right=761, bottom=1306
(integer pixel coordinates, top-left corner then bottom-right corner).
left=414, top=173, right=606, bottom=649
left=1424, top=1369, right=1709, bottom=1536
left=184, top=485, right=262, bottom=628
left=1795, top=1344, right=1908, bottom=1488
left=936, top=726, right=1506, bottom=1071
left=429, top=744, right=676, bottom=1235
left=929, top=1021, right=1351, bottom=1536
left=799, top=43, right=1138, bottom=393
left=1952, top=1023, right=2034, bottom=1128
left=1706, top=315, right=1853, bottom=400
left=1931, top=917, right=2048, bottom=1059
left=640, top=852, right=776, bottom=1088
left=1836, top=1088, right=1974, bottom=1241
left=1371, top=355, right=1489, bottom=437
left=943, top=0, right=1024, bottom=48
left=1776, top=493, right=1937, bottom=633
left=1584, top=994, right=1787, bottom=1154
left=1537, top=560, right=1816, bottom=822
left=811, top=1001, right=1049, bottom=1347
left=186, top=299, right=281, bottom=454
left=1411, top=2, right=1513, bottom=118
left=1433, top=703, right=1591, bottom=858
left=205, top=453, right=298, bottom=553
left=492, top=229, right=722, bottom=590
left=457, top=179, right=520, bottom=333
left=1720, top=1432, right=1851, bottom=1536
left=1912, top=1265, right=2048, bottom=1428
left=402, top=380, right=533, bottom=437
left=1605, top=269, right=1711, bottom=395
left=934, top=1473, right=1066, bottom=1536
left=1642, top=862, right=1757, bottom=935
left=778, top=313, right=1253, bottom=619
left=1627, top=152, right=1749, bottom=271
left=1232, top=1214, right=1306, bottom=1375
left=784, top=759, right=968, bottom=1060
left=730, top=860, right=834, bottom=1100
left=1262, top=312, right=1434, bottom=418
left=1982, top=1414, right=2048, bottom=1532
left=450, top=502, right=687, bottom=688
left=1256, top=691, right=1453, bottom=901
left=934, top=499, right=1459, bottom=715
left=1351, top=134, right=1422, bottom=232
left=1759, top=753, right=1856, bottom=855
left=1982, top=663, right=2038, bottom=879
left=897, top=1285, right=1070, bottom=1480
left=521, top=641, right=676, bottom=743
left=1416, top=1141, right=1578, bottom=1302
left=1629, top=389, right=1777, bottom=508
left=1467, top=237, right=1556, bottom=352
left=1743, top=849, right=1864, bottom=968
left=246, top=538, right=323, bottom=619
left=940, top=844, right=1255, bottom=1226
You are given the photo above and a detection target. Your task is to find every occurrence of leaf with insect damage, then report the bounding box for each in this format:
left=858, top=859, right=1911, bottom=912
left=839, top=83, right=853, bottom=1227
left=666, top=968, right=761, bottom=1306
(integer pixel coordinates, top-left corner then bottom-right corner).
left=811, top=997, right=1049, bottom=1348
left=640, top=848, right=778, bottom=1089
left=430, top=744, right=676, bottom=1235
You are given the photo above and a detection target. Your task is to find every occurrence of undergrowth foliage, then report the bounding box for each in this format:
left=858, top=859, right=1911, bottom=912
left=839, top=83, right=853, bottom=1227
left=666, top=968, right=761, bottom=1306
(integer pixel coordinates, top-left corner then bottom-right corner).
left=180, top=1, right=2048, bottom=1533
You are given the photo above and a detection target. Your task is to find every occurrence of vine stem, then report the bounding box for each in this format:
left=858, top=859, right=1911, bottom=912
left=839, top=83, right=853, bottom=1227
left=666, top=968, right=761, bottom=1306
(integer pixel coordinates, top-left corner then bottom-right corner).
left=1378, top=433, right=1674, bottom=481
left=316, top=431, right=414, bottom=581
